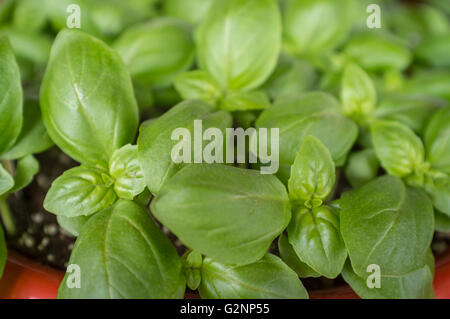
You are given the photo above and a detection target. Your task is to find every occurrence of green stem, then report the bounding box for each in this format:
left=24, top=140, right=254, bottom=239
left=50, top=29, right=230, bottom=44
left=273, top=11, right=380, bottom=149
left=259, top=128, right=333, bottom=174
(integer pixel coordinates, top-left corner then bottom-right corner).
left=0, top=197, right=16, bottom=236
left=0, top=160, right=16, bottom=235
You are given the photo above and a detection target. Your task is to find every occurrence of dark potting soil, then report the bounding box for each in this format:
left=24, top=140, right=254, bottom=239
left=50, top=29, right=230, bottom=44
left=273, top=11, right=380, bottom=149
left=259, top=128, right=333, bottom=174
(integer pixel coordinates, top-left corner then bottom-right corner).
left=4, top=148, right=77, bottom=270
left=1, top=147, right=449, bottom=292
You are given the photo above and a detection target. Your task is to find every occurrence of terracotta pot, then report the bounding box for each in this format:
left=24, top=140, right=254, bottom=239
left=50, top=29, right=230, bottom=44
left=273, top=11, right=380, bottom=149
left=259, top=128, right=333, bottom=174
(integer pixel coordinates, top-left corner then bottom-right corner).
left=0, top=251, right=63, bottom=299
left=1, top=249, right=449, bottom=299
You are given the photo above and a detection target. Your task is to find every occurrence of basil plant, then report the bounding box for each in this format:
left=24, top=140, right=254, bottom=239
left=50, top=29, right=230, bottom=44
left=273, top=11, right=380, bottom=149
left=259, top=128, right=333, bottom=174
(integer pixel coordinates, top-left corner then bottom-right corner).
left=371, top=112, right=450, bottom=218
left=0, top=34, right=52, bottom=277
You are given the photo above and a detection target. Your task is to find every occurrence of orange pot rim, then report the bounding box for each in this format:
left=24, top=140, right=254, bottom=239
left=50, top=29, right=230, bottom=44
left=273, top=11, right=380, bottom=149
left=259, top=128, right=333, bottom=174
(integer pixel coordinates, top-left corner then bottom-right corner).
left=1, top=249, right=449, bottom=299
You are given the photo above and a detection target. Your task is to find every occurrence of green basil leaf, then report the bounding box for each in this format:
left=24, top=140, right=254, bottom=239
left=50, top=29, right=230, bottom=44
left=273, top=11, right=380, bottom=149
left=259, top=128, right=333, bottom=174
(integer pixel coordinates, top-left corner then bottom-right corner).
left=220, top=90, right=271, bottom=111
left=113, top=18, right=195, bottom=88
left=234, top=111, right=257, bottom=129
left=174, top=70, right=222, bottom=106
left=197, top=0, right=281, bottom=91
left=371, top=120, right=425, bottom=178
left=133, top=82, right=154, bottom=110
left=256, top=92, right=358, bottom=174
left=46, top=0, right=158, bottom=39
left=40, top=29, right=139, bottom=167
left=343, top=33, right=412, bottom=71
left=109, top=144, right=146, bottom=200
left=185, top=268, right=202, bottom=291
left=138, top=100, right=232, bottom=194
left=341, top=63, right=376, bottom=120
left=5, top=155, right=39, bottom=194
left=1, top=100, right=53, bottom=160
left=164, top=0, right=215, bottom=24
left=4, top=28, right=52, bottom=66
left=0, top=0, right=14, bottom=24
left=0, top=35, right=23, bottom=155
left=416, top=34, right=450, bottom=68
left=401, top=71, right=450, bottom=103
left=183, top=250, right=203, bottom=269
left=401, top=70, right=450, bottom=101
left=427, top=0, right=450, bottom=15
left=424, top=107, right=450, bottom=174
left=134, top=188, right=152, bottom=207
left=262, top=54, right=317, bottom=100
left=278, top=233, right=320, bottom=278
left=342, top=253, right=434, bottom=299
left=340, top=175, right=434, bottom=277
left=435, top=210, right=450, bottom=232
left=58, top=200, right=185, bottom=299
left=388, top=4, right=449, bottom=46
left=0, top=164, right=14, bottom=196
left=288, top=206, right=347, bottom=278
left=344, top=149, right=379, bottom=188
left=44, top=166, right=117, bottom=217
left=57, top=215, right=91, bottom=237
left=283, top=0, right=355, bottom=57
left=382, top=67, right=405, bottom=92
left=152, top=85, right=183, bottom=108
left=12, top=0, right=47, bottom=32
left=151, top=164, right=291, bottom=266
left=288, top=135, right=335, bottom=204
left=0, top=224, right=6, bottom=277
left=423, top=173, right=450, bottom=216
left=199, top=254, right=308, bottom=299
left=182, top=251, right=203, bottom=290
left=374, top=95, right=440, bottom=134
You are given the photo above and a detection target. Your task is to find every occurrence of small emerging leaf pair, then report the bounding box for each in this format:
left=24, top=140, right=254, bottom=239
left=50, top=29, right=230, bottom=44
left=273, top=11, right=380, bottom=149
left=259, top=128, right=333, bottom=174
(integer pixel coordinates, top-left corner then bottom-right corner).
left=285, top=136, right=347, bottom=279
left=340, top=63, right=376, bottom=123
left=45, top=144, right=145, bottom=217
